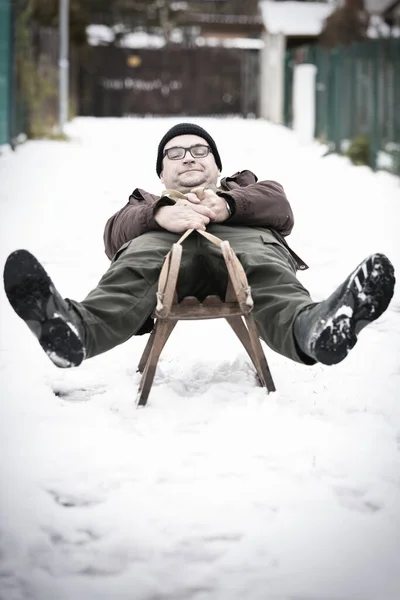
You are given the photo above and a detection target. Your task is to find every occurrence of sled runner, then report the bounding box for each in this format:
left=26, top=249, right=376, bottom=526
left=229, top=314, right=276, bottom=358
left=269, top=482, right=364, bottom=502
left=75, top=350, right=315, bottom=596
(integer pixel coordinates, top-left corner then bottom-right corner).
left=136, top=225, right=276, bottom=407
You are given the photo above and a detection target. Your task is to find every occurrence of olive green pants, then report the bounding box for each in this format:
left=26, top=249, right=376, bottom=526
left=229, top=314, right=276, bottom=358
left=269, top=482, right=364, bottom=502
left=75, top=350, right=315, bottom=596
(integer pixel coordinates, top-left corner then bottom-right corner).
left=69, top=226, right=313, bottom=363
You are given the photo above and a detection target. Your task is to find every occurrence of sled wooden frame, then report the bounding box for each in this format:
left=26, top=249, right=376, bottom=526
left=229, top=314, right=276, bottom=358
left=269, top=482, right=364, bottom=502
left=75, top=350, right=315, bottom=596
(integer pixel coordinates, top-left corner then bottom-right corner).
left=136, top=228, right=276, bottom=406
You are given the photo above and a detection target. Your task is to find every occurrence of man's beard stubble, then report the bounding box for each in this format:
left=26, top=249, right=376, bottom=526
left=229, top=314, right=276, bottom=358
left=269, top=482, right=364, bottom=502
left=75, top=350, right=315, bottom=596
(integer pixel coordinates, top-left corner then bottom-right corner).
left=176, top=174, right=219, bottom=194
left=176, top=174, right=205, bottom=193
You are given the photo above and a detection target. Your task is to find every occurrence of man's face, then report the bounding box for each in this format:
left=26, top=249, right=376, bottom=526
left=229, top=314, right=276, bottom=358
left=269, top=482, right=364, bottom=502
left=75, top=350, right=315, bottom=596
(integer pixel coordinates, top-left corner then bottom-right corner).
left=160, top=134, right=220, bottom=193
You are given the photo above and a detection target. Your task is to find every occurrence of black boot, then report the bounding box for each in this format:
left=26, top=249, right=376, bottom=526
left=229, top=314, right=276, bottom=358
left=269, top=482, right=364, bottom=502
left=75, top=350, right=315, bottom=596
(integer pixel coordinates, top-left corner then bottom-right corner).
left=294, top=253, right=395, bottom=365
left=3, top=249, right=86, bottom=368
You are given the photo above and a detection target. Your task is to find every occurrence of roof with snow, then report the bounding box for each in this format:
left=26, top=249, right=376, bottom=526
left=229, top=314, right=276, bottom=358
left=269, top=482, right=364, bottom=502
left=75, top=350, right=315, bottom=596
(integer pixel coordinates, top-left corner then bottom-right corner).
left=259, top=0, right=334, bottom=36
left=364, top=0, right=397, bottom=13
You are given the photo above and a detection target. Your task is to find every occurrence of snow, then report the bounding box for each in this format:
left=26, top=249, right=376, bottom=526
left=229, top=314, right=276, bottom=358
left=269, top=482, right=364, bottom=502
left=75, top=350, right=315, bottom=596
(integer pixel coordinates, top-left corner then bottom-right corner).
left=368, top=15, right=400, bottom=38
left=260, top=1, right=334, bottom=37
left=197, top=36, right=264, bottom=50
left=87, top=24, right=264, bottom=50
left=87, top=25, right=178, bottom=48
left=1, top=116, right=400, bottom=600
left=334, top=306, right=353, bottom=318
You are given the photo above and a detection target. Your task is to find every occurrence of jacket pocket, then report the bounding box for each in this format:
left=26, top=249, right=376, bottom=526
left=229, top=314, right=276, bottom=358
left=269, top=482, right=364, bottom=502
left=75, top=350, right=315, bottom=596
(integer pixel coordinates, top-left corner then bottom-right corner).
left=259, top=231, right=279, bottom=245
left=260, top=234, right=297, bottom=272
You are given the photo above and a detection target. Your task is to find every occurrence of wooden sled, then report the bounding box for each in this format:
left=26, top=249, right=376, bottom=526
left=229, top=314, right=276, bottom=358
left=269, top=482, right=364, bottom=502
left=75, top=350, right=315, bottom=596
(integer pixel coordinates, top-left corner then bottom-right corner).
left=136, top=228, right=276, bottom=406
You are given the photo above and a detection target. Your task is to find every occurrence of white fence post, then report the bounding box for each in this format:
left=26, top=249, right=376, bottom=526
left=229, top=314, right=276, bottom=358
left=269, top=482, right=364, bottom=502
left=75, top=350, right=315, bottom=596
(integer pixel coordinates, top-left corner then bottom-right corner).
left=292, top=63, right=317, bottom=144
left=259, top=32, right=285, bottom=124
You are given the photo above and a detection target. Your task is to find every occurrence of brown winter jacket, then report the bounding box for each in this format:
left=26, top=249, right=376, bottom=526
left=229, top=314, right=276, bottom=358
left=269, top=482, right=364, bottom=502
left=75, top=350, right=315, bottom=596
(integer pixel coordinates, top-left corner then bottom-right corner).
left=104, top=170, right=308, bottom=270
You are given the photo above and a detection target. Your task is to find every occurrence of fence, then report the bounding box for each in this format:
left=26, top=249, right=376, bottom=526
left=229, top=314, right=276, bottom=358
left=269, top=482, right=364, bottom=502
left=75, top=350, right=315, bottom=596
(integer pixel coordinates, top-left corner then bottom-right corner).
left=79, top=46, right=259, bottom=118
left=0, top=0, right=13, bottom=145
left=284, top=38, right=400, bottom=175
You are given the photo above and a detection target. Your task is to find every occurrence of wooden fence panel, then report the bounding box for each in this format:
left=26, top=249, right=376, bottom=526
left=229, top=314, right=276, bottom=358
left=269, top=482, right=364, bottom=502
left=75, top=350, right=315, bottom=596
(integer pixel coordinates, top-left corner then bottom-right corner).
left=79, top=46, right=259, bottom=117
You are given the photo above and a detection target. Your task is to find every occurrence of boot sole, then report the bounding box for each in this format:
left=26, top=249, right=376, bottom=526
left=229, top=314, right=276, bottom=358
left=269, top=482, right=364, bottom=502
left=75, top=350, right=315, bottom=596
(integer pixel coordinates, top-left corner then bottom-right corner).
left=3, top=250, right=85, bottom=368
left=312, top=253, right=395, bottom=365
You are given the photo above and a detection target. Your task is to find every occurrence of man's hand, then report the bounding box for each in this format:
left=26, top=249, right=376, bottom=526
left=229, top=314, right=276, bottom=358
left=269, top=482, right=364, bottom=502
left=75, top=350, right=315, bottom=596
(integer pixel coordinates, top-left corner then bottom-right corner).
left=186, top=187, right=230, bottom=223
left=154, top=198, right=216, bottom=233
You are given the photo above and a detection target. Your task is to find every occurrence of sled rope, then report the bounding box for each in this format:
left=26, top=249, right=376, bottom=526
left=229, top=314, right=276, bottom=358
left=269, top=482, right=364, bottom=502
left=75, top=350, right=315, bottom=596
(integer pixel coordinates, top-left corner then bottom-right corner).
left=136, top=191, right=276, bottom=405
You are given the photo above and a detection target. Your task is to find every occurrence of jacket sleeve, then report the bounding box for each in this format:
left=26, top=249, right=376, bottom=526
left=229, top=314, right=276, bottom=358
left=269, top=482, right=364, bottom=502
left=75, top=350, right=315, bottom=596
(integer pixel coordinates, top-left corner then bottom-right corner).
left=219, top=171, right=294, bottom=236
left=103, top=189, right=162, bottom=260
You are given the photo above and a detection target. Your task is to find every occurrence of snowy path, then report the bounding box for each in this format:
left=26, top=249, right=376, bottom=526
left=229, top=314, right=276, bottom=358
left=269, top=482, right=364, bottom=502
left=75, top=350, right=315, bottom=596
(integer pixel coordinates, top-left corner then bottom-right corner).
left=0, top=118, right=399, bottom=600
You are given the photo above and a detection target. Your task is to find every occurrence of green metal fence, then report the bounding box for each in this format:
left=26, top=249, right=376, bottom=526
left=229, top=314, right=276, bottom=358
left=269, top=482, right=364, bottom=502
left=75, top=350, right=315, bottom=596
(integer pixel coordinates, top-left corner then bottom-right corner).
left=0, top=0, right=12, bottom=145
left=0, top=0, right=25, bottom=147
left=284, top=38, right=400, bottom=175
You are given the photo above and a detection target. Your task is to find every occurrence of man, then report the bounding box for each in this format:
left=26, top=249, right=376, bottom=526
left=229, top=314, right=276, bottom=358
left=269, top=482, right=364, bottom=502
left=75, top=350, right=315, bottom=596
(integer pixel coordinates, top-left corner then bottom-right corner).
left=3, top=123, right=396, bottom=371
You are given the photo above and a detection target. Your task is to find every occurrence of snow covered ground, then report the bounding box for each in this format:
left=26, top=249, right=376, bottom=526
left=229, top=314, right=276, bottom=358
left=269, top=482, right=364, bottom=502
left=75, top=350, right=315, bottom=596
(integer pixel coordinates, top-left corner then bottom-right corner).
left=0, top=117, right=399, bottom=600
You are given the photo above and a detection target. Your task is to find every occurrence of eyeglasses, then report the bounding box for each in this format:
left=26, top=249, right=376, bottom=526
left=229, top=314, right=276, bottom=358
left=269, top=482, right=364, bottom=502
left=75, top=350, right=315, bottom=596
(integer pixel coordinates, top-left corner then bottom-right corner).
left=163, top=144, right=211, bottom=160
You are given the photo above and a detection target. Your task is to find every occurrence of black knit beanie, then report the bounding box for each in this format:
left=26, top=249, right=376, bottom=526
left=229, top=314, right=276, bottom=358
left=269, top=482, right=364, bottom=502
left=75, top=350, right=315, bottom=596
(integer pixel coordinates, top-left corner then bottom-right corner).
left=156, top=123, right=222, bottom=176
